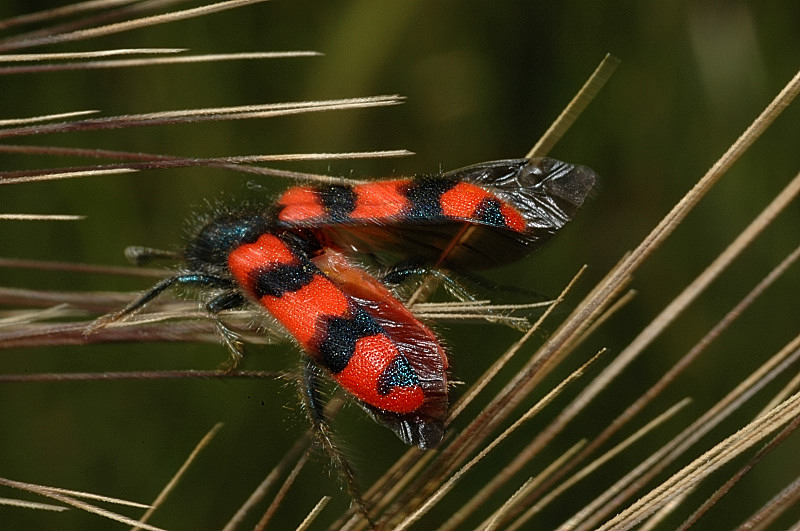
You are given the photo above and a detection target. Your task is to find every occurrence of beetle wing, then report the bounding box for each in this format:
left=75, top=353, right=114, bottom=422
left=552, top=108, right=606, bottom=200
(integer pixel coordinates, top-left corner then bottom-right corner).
left=313, top=249, right=449, bottom=449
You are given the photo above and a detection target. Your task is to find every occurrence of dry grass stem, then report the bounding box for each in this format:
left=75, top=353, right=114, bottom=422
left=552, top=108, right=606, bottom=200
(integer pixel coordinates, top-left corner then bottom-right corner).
left=0, top=0, right=168, bottom=33
left=254, top=451, right=311, bottom=531
left=761, top=368, right=800, bottom=417
left=0, top=96, right=406, bottom=140
left=0, top=168, right=137, bottom=185
left=596, top=390, right=800, bottom=530
left=0, top=51, right=320, bottom=74
left=0, top=110, right=99, bottom=125
left=527, top=53, right=621, bottom=158
left=0, top=497, right=68, bottom=511
left=0, top=478, right=150, bottom=508
left=738, top=475, right=800, bottom=530
left=677, top=413, right=800, bottom=530
left=296, top=496, right=332, bottom=531
left=569, top=333, right=800, bottom=530
left=0, top=257, right=167, bottom=276
left=133, top=422, right=225, bottom=529
left=507, top=232, right=800, bottom=528
left=0, top=48, right=187, bottom=60
left=3, top=150, right=411, bottom=185
left=221, top=452, right=292, bottom=531
left=0, top=214, right=85, bottom=221
left=481, top=476, right=537, bottom=531
left=475, top=441, right=586, bottom=531
left=224, top=398, right=346, bottom=530
left=0, top=369, right=280, bottom=384
left=447, top=265, right=585, bottom=422
left=0, top=477, right=159, bottom=530
left=0, top=0, right=272, bottom=52
left=548, top=70, right=800, bottom=444
left=506, top=398, right=692, bottom=530
left=393, top=349, right=604, bottom=530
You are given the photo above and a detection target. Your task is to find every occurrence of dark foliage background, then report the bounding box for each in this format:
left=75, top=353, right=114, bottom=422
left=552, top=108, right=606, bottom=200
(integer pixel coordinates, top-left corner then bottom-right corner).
left=1, top=1, right=799, bottom=528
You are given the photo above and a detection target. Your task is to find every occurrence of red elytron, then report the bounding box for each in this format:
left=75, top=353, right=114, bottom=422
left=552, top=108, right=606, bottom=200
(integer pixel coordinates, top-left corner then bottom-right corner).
left=91, top=157, right=595, bottom=450
left=275, top=157, right=596, bottom=269
left=227, top=232, right=447, bottom=447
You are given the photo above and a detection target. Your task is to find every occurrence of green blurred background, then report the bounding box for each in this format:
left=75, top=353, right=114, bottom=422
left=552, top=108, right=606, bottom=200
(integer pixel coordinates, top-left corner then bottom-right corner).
left=2, top=1, right=799, bottom=528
